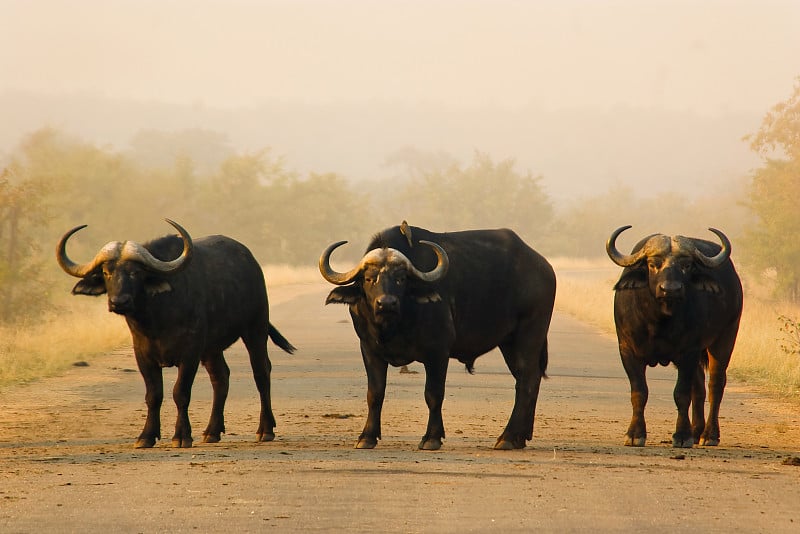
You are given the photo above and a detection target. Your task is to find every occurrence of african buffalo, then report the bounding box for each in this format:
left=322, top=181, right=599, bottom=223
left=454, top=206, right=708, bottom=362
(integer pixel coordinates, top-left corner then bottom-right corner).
left=56, top=219, right=295, bottom=448
left=319, top=223, right=556, bottom=450
left=606, top=225, right=743, bottom=448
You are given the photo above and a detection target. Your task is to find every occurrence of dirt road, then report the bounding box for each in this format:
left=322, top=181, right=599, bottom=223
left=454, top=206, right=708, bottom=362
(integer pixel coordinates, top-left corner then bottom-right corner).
left=1, top=283, right=799, bottom=532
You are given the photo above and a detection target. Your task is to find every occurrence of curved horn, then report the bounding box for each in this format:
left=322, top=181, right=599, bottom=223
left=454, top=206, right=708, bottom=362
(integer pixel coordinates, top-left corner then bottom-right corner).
left=120, top=219, right=193, bottom=273
left=56, top=225, right=118, bottom=278
left=606, top=225, right=646, bottom=267
left=693, top=228, right=731, bottom=268
left=407, top=240, right=449, bottom=283
left=319, top=240, right=363, bottom=285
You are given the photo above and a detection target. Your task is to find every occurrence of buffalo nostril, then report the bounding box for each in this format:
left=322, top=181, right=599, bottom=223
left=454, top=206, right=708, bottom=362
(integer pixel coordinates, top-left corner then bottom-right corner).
left=658, top=281, right=683, bottom=295
left=109, top=294, right=133, bottom=310
left=376, top=295, right=398, bottom=311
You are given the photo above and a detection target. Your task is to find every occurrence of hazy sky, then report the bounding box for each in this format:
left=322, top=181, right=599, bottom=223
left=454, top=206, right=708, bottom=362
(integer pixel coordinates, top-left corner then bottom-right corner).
left=2, top=0, right=799, bottom=114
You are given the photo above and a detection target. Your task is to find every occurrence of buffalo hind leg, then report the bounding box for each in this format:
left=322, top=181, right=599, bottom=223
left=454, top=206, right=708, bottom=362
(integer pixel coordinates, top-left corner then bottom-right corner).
left=242, top=325, right=276, bottom=442
left=135, top=353, right=164, bottom=449
left=495, top=328, right=548, bottom=450
left=172, top=358, right=200, bottom=448
left=201, top=351, right=230, bottom=443
left=419, top=357, right=449, bottom=450
left=357, top=345, right=388, bottom=449
left=700, top=334, right=734, bottom=446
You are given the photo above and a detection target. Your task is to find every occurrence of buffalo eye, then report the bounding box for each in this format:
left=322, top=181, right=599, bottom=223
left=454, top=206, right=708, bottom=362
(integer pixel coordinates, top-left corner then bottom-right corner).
left=647, top=258, right=663, bottom=272
left=677, top=258, right=694, bottom=273
left=363, top=269, right=379, bottom=285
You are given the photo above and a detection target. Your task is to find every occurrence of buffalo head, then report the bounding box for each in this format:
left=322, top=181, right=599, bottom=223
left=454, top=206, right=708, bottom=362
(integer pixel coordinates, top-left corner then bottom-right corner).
left=606, top=225, right=731, bottom=316
left=56, top=219, right=193, bottom=315
left=319, top=239, right=449, bottom=327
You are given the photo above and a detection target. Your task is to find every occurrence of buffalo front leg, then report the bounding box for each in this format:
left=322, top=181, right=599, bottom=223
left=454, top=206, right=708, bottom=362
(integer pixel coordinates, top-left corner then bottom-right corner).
left=201, top=352, right=230, bottom=443
left=691, top=361, right=707, bottom=444
left=171, top=359, right=200, bottom=448
left=621, top=352, right=648, bottom=446
left=672, top=360, right=697, bottom=448
left=135, top=354, right=164, bottom=448
left=419, top=357, right=449, bottom=451
left=357, top=346, right=388, bottom=449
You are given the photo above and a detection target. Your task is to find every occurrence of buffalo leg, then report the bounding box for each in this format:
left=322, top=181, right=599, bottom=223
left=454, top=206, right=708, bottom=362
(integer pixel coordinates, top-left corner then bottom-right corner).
left=419, top=356, right=449, bottom=451
left=201, top=352, right=230, bottom=443
left=699, top=323, right=737, bottom=446
left=672, top=360, right=697, bottom=448
left=135, top=352, right=163, bottom=448
left=357, top=344, right=388, bottom=449
left=496, top=328, right=548, bottom=450
left=171, top=358, right=200, bottom=448
left=621, top=352, right=648, bottom=446
left=242, top=327, right=275, bottom=442
left=691, top=361, right=707, bottom=444
left=699, top=356, right=727, bottom=446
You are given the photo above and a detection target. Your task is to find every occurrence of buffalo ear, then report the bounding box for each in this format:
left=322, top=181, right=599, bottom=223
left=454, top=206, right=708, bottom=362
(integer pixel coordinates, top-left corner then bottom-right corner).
left=407, top=282, right=442, bottom=304
left=145, top=278, right=173, bottom=296
left=72, top=274, right=107, bottom=296
left=692, top=273, right=723, bottom=294
left=413, top=291, right=442, bottom=304
left=326, top=285, right=361, bottom=305
left=614, top=269, right=647, bottom=291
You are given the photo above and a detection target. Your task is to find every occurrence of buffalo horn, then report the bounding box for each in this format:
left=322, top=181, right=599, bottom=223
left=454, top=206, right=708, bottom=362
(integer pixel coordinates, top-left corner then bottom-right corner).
left=606, top=225, right=647, bottom=267
left=692, top=228, right=732, bottom=268
left=319, top=241, right=363, bottom=285
left=120, top=219, right=193, bottom=273
left=56, top=224, right=115, bottom=278
left=408, top=240, right=449, bottom=282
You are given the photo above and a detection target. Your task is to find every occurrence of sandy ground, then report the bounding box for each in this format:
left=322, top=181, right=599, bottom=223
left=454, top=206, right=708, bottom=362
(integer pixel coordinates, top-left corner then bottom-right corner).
left=1, top=282, right=799, bottom=533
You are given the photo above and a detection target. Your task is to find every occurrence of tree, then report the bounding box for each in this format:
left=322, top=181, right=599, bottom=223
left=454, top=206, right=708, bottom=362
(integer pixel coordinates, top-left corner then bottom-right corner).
left=742, top=78, right=800, bottom=301
left=397, top=151, right=553, bottom=245
left=0, top=168, right=50, bottom=322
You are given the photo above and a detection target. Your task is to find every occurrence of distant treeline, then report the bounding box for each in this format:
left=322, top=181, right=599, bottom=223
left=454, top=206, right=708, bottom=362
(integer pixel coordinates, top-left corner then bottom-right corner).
left=1, top=79, right=798, bottom=322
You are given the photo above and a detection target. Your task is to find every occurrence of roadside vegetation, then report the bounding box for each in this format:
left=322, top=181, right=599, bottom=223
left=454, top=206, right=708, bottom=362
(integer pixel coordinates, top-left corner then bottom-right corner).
left=1, top=80, right=799, bottom=397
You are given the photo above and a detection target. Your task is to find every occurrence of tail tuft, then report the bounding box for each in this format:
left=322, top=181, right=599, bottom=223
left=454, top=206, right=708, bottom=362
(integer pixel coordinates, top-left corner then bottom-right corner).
left=268, top=324, right=296, bottom=354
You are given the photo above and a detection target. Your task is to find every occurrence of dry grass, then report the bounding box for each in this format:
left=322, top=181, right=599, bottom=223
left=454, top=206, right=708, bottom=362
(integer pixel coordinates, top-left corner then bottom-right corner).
left=553, top=258, right=800, bottom=401
left=0, top=298, right=130, bottom=388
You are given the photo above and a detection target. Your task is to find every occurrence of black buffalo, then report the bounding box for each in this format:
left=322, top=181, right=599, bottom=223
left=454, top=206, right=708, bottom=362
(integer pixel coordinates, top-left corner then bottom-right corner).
left=319, top=224, right=556, bottom=450
left=56, top=219, right=295, bottom=448
left=606, top=225, right=743, bottom=448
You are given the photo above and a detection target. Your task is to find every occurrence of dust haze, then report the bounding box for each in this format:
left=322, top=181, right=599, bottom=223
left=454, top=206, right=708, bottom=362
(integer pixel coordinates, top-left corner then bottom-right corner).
left=1, top=0, right=798, bottom=227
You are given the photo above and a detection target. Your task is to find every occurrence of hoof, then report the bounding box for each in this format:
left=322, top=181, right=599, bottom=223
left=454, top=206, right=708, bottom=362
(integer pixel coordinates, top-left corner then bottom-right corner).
left=698, top=437, right=720, bottom=446
left=418, top=437, right=442, bottom=451
left=134, top=437, right=156, bottom=449
left=171, top=437, right=193, bottom=448
left=625, top=436, right=646, bottom=447
left=355, top=437, right=378, bottom=449
left=257, top=432, right=275, bottom=442
left=672, top=435, right=694, bottom=448
left=202, top=433, right=221, bottom=444
left=494, top=438, right=525, bottom=450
